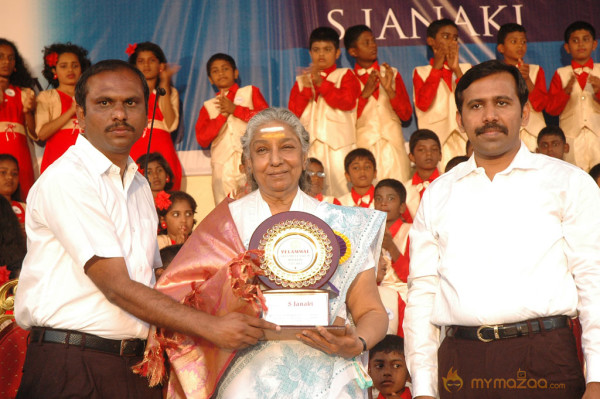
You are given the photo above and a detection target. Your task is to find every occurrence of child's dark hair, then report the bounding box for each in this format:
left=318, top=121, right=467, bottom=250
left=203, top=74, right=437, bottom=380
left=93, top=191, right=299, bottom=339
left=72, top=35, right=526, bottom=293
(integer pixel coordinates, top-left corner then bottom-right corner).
left=308, top=157, right=324, bottom=168
left=445, top=155, right=469, bottom=172
left=589, top=163, right=600, bottom=182
left=343, top=25, right=372, bottom=50
left=0, top=38, right=34, bottom=88
left=160, top=244, right=183, bottom=268
left=497, top=23, right=526, bottom=45
left=42, top=42, right=92, bottom=88
left=427, top=19, right=458, bottom=39
left=128, top=41, right=167, bottom=65
left=375, top=179, right=407, bottom=204
left=370, top=334, right=405, bottom=359
left=157, top=191, right=197, bottom=233
left=344, top=148, right=376, bottom=173
left=0, top=153, right=21, bottom=202
left=206, top=53, right=237, bottom=76
left=309, top=27, right=340, bottom=50
left=136, top=152, right=175, bottom=191
left=0, top=196, right=26, bottom=267
left=409, top=129, right=441, bottom=154
left=564, top=21, right=596, bottom=43
left=537, top=126, right=566, bottom=145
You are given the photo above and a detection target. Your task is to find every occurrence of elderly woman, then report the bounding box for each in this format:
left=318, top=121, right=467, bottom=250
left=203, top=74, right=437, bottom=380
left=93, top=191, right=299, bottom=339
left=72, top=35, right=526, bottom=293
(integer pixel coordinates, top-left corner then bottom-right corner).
left=141, top=108, right=388, bottom=398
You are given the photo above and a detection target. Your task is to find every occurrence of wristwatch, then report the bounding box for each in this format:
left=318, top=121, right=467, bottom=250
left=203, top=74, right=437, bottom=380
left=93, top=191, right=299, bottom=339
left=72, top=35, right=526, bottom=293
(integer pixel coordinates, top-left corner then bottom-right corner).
left=358, top=336, right=367, bottom=353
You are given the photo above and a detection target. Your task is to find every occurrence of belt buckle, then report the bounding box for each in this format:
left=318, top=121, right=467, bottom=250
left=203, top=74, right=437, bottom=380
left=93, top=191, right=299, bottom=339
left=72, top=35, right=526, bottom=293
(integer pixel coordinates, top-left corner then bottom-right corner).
left=476, top=325, right=500, bottom=342
left=120, top=339, right=135, bottom=356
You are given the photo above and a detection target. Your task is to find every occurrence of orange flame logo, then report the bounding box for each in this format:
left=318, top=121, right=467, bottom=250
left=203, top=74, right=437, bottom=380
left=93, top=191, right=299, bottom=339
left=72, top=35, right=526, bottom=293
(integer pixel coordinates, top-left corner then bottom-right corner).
left=443, top=367, right=464, bottom=392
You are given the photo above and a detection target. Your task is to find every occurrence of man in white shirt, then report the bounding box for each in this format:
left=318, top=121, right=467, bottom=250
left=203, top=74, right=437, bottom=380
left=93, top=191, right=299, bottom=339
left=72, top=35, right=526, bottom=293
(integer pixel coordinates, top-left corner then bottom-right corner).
left=404, top=60, right=600, bottom=399
left=15, top=60, right=276, bottom=398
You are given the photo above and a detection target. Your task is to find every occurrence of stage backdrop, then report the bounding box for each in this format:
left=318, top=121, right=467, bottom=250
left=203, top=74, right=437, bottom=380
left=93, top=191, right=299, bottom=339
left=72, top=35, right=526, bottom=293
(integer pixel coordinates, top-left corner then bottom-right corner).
left=3, top=0, right=599, bottom=175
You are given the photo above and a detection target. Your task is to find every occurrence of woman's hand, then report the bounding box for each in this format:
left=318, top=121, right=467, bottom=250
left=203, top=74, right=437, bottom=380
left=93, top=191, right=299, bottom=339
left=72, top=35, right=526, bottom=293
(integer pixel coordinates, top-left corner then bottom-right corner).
left=297, top=324, right=363, bottom=359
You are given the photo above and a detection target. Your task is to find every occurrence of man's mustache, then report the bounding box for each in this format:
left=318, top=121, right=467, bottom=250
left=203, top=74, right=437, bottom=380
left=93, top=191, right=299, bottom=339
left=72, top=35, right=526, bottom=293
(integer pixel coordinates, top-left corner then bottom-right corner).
left=105, top=122, right=135, bottom=133
left=475, top=123, right=508, bottom=136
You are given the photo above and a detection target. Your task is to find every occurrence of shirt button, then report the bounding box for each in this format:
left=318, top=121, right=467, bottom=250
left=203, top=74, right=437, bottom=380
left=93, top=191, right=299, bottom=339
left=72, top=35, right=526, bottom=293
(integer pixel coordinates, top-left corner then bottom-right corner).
left=582, top=96, right=586, bottom=100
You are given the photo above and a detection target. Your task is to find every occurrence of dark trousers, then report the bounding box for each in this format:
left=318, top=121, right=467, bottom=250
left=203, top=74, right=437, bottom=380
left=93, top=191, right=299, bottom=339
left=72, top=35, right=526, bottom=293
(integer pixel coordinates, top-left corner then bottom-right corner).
left=438, top=326, right=585, bottom=399
left=17, top=340, right=162, bottom=399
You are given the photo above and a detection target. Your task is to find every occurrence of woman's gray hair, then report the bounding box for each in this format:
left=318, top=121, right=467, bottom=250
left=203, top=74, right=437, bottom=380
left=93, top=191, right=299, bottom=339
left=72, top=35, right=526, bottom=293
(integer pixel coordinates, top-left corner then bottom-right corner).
left=241, top=107, right=310, bottom=159
left=241, top=107, right=311, bottom=192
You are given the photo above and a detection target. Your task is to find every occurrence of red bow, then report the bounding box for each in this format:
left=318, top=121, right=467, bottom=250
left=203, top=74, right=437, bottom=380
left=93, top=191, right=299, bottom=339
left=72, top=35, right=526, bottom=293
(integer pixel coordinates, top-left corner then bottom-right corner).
left=45, top=52, right=58, bottom=67
left=125, top=43, right=138, bottom=56
left=155, top=190, right=172, bottom=210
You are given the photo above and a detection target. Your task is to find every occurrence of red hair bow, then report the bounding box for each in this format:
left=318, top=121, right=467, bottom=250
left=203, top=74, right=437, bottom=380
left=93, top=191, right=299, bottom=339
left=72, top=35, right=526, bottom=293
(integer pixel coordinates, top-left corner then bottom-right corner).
left=45, top=52, right=58, bottom=67
left=155, top=190, right=172, bottom=211
left=125, top=43, right=138, bottom=56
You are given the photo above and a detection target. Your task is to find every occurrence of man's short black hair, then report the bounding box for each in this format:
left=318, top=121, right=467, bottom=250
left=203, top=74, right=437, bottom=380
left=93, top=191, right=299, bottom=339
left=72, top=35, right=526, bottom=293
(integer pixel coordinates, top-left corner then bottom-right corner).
left=537, top=126, right=566, bottom=145
left=310, top=27, right=340, bottom=50
left=409, top=129, right=441, bottom=154
left=370, top=335, right=405, bottom=359
left=75, top=59, right=149, bottom=114
left=455, top=60, right=529, bottom=115
left=206, top=53, right=237, bottom=76
left=427, top=19, right=458, bottom=39
left=445, top=155, right=469, bottom=173
left=343, top=25, right=372, bottom=50
left=497, top=23, right=526, bottom=45
left=564, top=21, right=596, bottom=43
left=375, top=179, right=407, bottom=204
left=344, top=148, right=376, bottom=173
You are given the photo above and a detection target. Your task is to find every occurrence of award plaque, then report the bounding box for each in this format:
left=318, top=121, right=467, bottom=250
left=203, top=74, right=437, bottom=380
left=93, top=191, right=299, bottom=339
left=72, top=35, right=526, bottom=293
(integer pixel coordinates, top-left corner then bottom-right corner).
left=249, top=211, right=346, bottom=339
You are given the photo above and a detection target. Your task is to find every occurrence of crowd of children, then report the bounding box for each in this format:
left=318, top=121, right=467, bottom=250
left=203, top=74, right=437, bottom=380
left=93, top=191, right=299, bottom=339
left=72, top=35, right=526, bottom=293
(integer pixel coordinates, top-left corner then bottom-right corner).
left=2, top=17, right=600, bottom=398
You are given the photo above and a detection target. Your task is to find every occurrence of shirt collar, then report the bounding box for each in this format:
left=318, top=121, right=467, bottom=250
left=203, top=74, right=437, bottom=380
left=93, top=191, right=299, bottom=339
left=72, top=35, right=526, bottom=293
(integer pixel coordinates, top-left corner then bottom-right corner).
left=571, top=59, right=594, bottom=70
left=320, top=64, right=337, bottom=77
left=76, top=135, right=139, bottom=185
left=354, top=61, right=379, bottom=75
left=454, top=142, right=537, bottom=181
left=217, top=83, right=239, bottom=97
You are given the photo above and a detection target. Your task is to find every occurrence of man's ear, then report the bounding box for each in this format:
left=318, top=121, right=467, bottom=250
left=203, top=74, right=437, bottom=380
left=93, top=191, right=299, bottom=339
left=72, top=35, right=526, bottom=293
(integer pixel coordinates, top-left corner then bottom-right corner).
left=75, top=104, right=86, bottom=131
left=564, top=143, right=570, bottom=154
left=335, top=48, right=341, bottom=60
left=520, top=102, right=530, bottom=128
left=426, top=37, right=436, bottom=48
left=456, top=110, right=465, bottom=133
left=345, top=172, right=351, bottom=183
left=348, top=47, right=357, bottom=58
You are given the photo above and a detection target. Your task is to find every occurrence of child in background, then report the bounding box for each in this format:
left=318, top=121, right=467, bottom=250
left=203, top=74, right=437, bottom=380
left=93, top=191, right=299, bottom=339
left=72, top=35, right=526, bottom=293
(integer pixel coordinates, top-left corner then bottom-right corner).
left=546, top=21, right=600, bottom=171
left=128, top=42, right=183, bottom=190
left=0, top=154, right=26, bottom=235
left=344, top=24, right=412, bottom=183
left=497, top=23, right=548, bottom=152
left=369, top=335, right=412, bottom=399
left=536, top=126, right=570, bottom=160
left=136, top=152, right=174, bottom=200
left=289, top=27, right=361, bottom=197
left=156, top=191, right=197, bottom=250
left=155, top=243, right=183, bottom=279
left=36, top=43, right=91, bottom=173
left=305, top=157, right=340, bottom=205
left=413, top=19, right=471, bottom=169
left=444, top=155, right=469, bottom=173
left=403, top=130, right=441, bottom=223
left=589, top=163, right=600, bottom=187
left=338, top=148, right=376, bottom=208
left=0, top=39, right=37, bottom=199
left=196, top=53, right=268, bottom=203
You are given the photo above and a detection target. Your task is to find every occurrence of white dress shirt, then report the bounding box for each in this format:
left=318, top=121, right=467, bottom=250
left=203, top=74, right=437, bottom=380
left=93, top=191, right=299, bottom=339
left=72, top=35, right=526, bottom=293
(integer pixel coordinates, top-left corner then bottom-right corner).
left=404, top=143, right=600, bottom=397
left=15, top=135, right=161, bottom=339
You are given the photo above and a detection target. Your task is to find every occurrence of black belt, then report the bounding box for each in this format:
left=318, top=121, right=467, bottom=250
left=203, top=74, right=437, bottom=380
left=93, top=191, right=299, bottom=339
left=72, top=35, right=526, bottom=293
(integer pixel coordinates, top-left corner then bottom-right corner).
left=30, top=327, right=146, bottom=357
left=452, top=316, right=569, bottom=342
